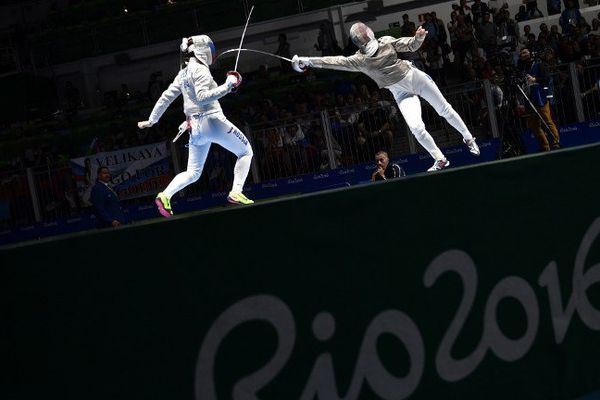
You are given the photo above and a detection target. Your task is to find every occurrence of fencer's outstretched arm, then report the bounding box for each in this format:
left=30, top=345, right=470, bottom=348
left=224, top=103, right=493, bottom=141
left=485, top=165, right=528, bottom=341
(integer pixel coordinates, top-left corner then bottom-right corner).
left=380, top=33, right=425, bottom=53
left=304, top=54, right=364, bottom=72
left=145, top=76, right=183, bottom=126
left=381, top=25, right=427, bottom=52
left=294, top=33, right=423, bottom=71
left=292, top=26, right=427, bottom=73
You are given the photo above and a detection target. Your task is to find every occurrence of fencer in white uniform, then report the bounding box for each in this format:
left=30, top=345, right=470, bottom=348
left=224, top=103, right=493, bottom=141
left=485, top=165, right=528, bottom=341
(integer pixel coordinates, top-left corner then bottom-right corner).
left=292, top=22, right=480, bottom=172
left=138, top=35, right=254, bottom=217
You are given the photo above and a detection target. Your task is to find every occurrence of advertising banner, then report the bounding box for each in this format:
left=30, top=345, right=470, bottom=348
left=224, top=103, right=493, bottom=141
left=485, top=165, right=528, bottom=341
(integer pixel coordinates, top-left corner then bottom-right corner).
left=69, top=141, right=172, bottom=202
left=522, top=119, right=600, bottom=153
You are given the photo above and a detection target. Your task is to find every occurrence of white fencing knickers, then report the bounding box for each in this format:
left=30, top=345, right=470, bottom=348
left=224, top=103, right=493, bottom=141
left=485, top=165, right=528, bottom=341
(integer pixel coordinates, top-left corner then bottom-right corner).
left=163, top=111, right=253, bottom=199
left=388, top=66, right=474, bottom=161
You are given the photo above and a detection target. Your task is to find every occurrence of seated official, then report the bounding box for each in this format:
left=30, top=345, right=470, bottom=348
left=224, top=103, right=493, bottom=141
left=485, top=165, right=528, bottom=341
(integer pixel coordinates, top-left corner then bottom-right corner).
left=371, top=151, right=406, bottom=181
left=90, top=167, right=127, bottom=228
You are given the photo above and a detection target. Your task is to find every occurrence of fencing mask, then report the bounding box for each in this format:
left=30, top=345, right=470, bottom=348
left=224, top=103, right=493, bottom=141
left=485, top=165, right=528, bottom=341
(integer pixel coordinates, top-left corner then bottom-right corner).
left=349, top=22, right=378, bottom=57
left=180, top=35, right=216, bottom=66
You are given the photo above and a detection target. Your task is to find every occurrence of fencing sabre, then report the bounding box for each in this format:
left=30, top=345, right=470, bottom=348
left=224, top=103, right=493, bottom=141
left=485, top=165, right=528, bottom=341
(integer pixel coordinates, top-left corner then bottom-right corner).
left=172, top=120, right=190, bottom=143
left=217, top=48, right=293, bottom=63
left=226, top=5, right=255, bottom=91
left=234, top=5, right=254, bottom=72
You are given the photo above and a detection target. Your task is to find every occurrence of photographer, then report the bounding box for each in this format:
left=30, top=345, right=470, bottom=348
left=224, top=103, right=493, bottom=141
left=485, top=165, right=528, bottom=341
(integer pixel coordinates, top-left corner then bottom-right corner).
left=518, top=48, right=561, bottom=151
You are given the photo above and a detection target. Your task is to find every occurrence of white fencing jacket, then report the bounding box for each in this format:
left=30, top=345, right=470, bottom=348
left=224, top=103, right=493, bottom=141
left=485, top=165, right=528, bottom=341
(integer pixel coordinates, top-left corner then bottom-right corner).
left=148, top=58, right=229, bottom=124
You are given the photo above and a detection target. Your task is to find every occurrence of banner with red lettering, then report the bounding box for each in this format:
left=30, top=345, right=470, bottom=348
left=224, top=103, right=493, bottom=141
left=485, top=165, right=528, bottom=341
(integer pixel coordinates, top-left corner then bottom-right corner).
left=69, top=141, right=172, bottom=203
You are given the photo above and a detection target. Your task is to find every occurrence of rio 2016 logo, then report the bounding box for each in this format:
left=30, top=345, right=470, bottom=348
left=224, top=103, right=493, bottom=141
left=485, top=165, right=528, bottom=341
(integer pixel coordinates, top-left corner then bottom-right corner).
left=195, top=218, right=600, bottom=400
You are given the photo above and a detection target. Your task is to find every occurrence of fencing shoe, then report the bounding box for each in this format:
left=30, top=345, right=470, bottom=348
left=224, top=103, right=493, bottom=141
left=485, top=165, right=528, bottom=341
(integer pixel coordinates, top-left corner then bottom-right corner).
left=155, top=192, right=173, bottom=218
left=427, top=158, right=450, bottom=172
left=227, top=191, right=254, bottom=205
left=464, top=138, right=480, bottom=156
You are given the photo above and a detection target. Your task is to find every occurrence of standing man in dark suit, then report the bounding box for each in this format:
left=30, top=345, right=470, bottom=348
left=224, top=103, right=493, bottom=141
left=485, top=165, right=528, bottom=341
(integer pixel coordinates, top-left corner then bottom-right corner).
left=90, top=167, right=127, bottom=228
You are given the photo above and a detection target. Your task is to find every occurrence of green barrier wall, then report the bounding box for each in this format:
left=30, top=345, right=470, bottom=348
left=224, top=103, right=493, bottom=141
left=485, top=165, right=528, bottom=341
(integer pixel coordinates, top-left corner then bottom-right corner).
left=2, top=144, right=600, bottom=400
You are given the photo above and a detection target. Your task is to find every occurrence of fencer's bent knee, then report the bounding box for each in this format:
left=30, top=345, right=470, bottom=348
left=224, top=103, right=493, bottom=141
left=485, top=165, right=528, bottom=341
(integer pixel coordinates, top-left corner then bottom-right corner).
left=236, top=144, right=253, bottom=159
left=409, top=124, right=428, bottom=139
left=187, top=169, right=202, bottom=183
left=437, top=102, right=455, bottom=118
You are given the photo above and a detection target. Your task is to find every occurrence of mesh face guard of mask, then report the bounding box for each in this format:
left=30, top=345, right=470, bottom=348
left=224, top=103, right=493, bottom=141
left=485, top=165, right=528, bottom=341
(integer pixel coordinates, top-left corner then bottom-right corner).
left=349, top=22, right=378, bottom=56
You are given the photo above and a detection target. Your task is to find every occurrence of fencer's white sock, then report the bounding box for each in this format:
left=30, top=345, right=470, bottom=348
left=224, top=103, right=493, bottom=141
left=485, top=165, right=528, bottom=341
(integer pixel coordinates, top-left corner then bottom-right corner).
left=231, top=154, right=252, bottom=193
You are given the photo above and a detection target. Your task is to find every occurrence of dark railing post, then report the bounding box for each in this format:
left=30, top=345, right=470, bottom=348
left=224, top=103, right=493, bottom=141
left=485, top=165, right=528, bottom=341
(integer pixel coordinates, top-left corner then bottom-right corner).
left=569, top=62, right=585, bottom=123
left=26, top=168, right=42, bottom=223
left=245, top=123, right=262, bottom=183
left=483, top=79, right=500, bottom=138
left=320, top=110, right=338, bottom=169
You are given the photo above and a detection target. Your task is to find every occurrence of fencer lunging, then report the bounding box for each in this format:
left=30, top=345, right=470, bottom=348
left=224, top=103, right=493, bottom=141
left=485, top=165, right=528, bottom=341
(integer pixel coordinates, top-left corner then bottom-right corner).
left=291, top=22, right=480, bottom=172
left=138, top=35, right=254, bottom=218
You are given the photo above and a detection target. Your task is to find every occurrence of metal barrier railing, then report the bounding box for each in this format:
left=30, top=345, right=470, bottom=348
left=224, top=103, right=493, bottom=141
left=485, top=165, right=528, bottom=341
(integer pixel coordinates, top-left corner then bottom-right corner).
left=580, top=60, right=600, bottom=121
left=328, top=102, right=403, bottom=165
left=243, top=80, right=498, bottom=181
left=0, top=169, right=36, bottom=229
left=248, top=112, right=330, bottom=181
left=32, top=165, right=82, bottom=223
left=549, top=63, right=583, bottom=127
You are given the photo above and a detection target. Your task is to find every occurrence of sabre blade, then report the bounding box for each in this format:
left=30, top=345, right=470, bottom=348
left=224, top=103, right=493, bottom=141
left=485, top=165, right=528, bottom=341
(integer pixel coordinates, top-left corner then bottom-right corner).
left=234, top=5, right=254, bottom=71
left=172, top=121, right=190, bottom=143
left=219, top=48, right=294, bottom=63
